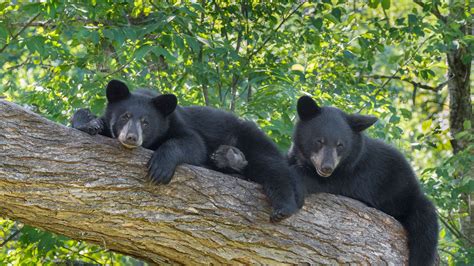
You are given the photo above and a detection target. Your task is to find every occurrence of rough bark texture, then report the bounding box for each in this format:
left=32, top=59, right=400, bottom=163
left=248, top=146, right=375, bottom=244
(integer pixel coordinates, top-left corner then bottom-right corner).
left=447, top=45, right=474, bottom=249
left=447, top=0, right=473, bottom=247
left=0, top=100, right=408, bottom=264
left=447, top=46, right=472, bottom=154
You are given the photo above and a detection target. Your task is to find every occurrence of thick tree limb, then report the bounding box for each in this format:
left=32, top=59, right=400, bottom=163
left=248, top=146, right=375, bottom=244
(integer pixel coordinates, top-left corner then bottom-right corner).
left=0, top=100, right=408, bottom=264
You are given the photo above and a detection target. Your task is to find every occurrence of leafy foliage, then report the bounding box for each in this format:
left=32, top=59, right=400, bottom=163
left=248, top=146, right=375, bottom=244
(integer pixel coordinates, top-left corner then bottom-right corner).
left=0, top=0, right=472, bottom=264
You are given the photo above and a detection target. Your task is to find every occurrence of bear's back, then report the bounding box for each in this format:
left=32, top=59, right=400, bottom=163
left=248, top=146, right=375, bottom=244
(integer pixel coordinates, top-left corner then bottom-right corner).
left=179, top=106, right=248, bottom=150
left=134, top=89, right=159, bottom=98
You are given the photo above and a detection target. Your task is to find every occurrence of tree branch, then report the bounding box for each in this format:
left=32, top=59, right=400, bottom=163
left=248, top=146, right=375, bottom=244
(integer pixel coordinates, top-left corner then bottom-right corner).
left=0, top=230, right=20, bottom=247
left=0, top=100, right=408, bottom=264
left=248, top=2, right=305, bottom=60
left=365, top=74, right=451, bottom=92
left=229, top=29, right=243, bottom=111
left=413, top=0, right=447, bottom=23
left=228, top=1, right=304, bottom=110
left=199, top=1, right=210, bottom=107
left=0, top=13, right=41, bottom=54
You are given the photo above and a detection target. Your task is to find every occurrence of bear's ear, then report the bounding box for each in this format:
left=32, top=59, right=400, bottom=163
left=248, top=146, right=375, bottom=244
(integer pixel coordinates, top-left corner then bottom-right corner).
left=297, top=96, right=321, bottom=120
left=106, top=80, right=130, bottom=103
left=347, top=114, right=378, bottom=132
left=152, top=94, right=177, bottom=116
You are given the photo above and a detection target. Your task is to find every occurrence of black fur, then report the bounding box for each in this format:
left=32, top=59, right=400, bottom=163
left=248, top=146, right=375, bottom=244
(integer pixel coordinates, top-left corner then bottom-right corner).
left=289, top=96, right=438, bottom=266
left=210, top=145, right=248, bottom=174
left=71, top=108, right=104, bottom=136
left=72, top=80, right=302, bottom=222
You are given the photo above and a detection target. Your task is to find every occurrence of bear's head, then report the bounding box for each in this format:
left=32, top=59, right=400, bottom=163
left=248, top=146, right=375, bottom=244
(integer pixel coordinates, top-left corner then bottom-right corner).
left=104, top=80, right=177, bottom=149
left=294, top=96, right=377, bottom=177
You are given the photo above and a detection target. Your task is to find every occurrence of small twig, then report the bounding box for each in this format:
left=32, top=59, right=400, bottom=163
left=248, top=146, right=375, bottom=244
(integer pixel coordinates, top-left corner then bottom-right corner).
left=247, top=78, right=252, bottom=102
left=198, top=0, right=210, bottom=106
left=212, top=0, right=229, bottom=41
left=244, top=0, right=252, bottom=102
left=104, top=49, right=138, bottom=79
left=62, top=246, right=103, bottom=265
left=412, top=85, right=418, bottom=105
left=0, top=230, right=20, bottom=247
left=215, top=64, right=223, bottom=103
left=437, top=211, right=474, bottom=245
left=108, top=250, right=114, bottom=265
left=439, top=248, right=458, bottom=258
left=447, top=213, right=474, bottom=245
left=6, top=58, right=30, bottom=70
left=229, top=29, right=243, bottom=111
left=382, top=7, right=390, bottom=27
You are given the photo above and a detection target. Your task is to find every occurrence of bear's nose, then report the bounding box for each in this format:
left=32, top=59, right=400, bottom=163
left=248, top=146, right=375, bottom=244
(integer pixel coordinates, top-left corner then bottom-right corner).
left=321, top=165, right=334, bottom=174
left=126, top=134, right=138, bottom=142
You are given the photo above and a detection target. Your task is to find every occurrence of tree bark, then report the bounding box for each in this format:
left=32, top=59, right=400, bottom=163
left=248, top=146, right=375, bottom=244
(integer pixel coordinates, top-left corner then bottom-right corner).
left=447, top=47, right=472, bottom=154
left=0, top=100, right=408, bottom=265
left=447, top=44, right=474, bottom=248
left=447, top=0, right=473, bottom=246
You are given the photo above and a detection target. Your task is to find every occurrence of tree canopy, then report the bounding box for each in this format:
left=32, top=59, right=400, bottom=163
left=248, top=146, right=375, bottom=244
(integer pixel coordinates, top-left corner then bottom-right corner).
left=0, top=0, right=472, bottom=264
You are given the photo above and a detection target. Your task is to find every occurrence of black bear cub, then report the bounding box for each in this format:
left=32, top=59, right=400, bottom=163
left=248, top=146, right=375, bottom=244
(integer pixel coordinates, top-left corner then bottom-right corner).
left=72, top=79, right=301, bottom=222
left=289, top=96, right=438, bottom=266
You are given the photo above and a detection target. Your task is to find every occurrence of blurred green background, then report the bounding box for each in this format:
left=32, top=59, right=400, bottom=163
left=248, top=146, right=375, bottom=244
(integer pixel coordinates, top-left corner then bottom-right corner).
left=0, top=0, right=472, bottom=265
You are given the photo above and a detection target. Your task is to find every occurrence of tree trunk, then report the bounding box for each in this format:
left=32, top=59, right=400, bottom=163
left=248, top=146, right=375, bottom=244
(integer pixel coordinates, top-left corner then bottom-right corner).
left=447, top=46, right=474, bottom=248
left=447, top=0, right=473, bottom=247
left=447, top=48, right=472, bottom=154
left=0, top=100, right=408, bottom=265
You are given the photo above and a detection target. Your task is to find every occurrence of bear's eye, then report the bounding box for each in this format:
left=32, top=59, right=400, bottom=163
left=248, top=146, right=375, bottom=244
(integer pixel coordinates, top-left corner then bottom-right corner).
left=141, top=119, right=149, bottom=128
left=315, top=139, right=323, bottom=148
left=122, top=113, right=131, bottom=120
left=337, top=143, right=344, bottom=150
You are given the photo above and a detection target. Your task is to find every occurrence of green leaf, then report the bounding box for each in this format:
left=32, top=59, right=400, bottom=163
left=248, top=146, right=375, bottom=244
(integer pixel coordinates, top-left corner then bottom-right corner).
left=358, top=37, right=369, bottom=49
left=185, top=35, right=200, bottom=52
left=313, top=35, right=321, bottom=51
left=190, top=3, right=205, bottom=13
left=311, top=17, right=323, bottom=31
left=455, top=131, right=469, bottom=139
left=381, top=0, right=390, bottom=9
left=389, top=115, right=400, bottom=123
left=103, top=29, right=115, bottom=41
left=0, top=23, right=8, bottom=42
left=343, top=50, right=356, bottom=60
left=134, top=45, right=153, bottom=60
left=463, top=120, right=471, bottom=130
left=408, top=14, right=417, bottom=27
left=152, top=46, right=177, bottom=63
left=458, top=179, right=474, bottom=193
left=400, top=108, right=412, bottom=119
left=90, top=30, right=100, bottom=44
left=196, top=36, right=210, bottom=47
left=22, top=3, right=42, bottom=14
left=331, top=7, right=342, bottom=22
left=368, top=0, right=380, bottom=8
left=291, top=64, right=305, bottom=72
left=26, top=36, right=46, bottom=56
left=174, top=35, right=185, bottom=50
left=422, top=119, right=432, bottom=131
